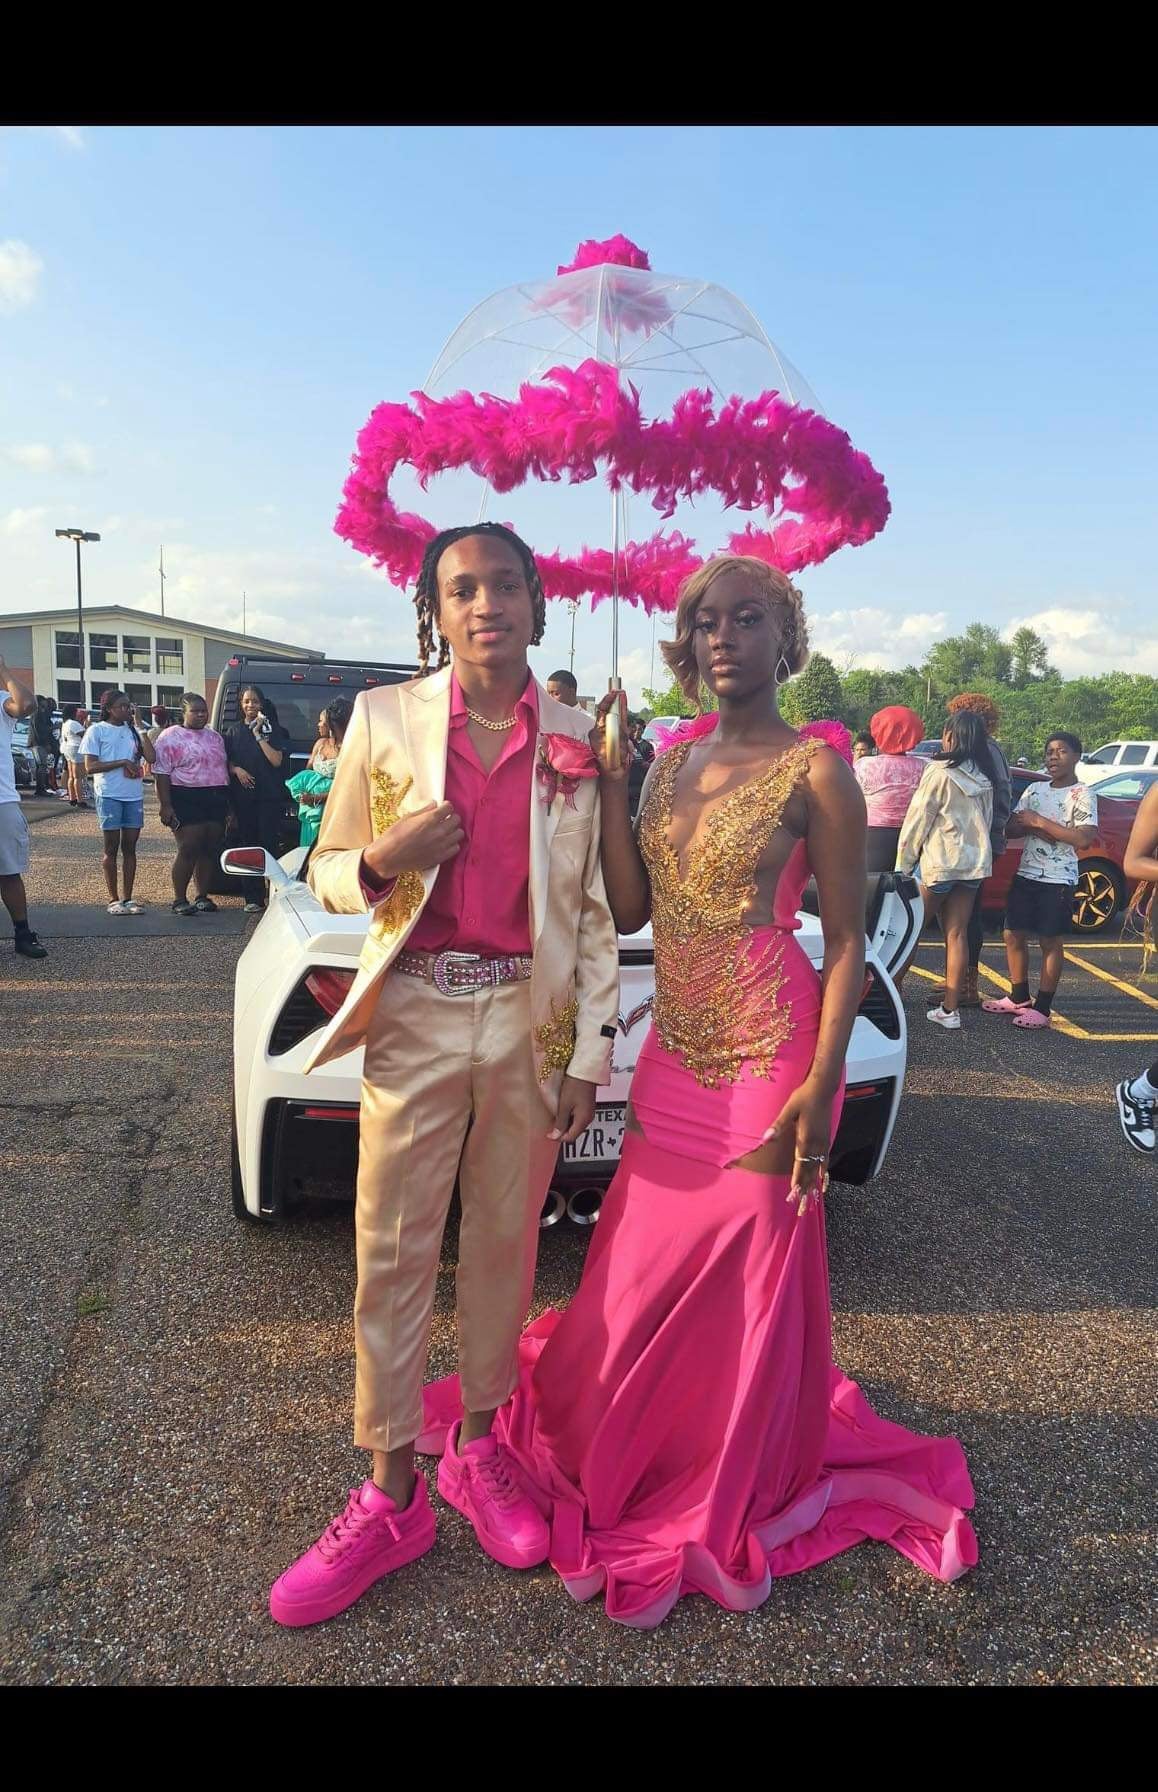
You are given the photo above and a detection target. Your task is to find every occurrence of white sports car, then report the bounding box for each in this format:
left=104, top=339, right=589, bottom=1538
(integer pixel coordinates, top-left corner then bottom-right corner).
left=224, top=845, right=923, bottom=1225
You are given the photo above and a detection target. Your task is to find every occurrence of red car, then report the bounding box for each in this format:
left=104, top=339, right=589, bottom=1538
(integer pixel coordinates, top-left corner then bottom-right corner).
left=981, top=768, right=1143, bottom=934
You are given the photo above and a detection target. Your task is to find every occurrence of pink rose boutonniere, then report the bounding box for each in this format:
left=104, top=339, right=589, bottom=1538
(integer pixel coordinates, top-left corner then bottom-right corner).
left=537, top=732, right=600, bottom=809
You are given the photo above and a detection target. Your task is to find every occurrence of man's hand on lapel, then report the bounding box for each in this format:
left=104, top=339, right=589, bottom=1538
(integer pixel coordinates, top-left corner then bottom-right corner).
left=363, top=800, right=464, bottom=880
left=547, top=1075, right=597, bottom=1145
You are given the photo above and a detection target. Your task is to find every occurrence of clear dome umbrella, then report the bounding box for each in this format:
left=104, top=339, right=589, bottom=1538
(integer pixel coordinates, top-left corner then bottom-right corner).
left=417, top=251, right=826, bottom=757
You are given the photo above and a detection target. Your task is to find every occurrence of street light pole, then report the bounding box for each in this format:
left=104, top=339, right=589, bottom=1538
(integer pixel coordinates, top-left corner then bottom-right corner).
left=55, top=528, right=100, bottom=708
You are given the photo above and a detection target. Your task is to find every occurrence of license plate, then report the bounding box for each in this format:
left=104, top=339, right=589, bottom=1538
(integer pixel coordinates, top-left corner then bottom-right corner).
left=562, top=1103, right=626, bottom=1164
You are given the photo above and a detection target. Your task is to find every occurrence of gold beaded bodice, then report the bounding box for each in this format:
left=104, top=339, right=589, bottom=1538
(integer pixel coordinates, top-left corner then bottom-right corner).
left=638, top=736, right=818, bottom=1087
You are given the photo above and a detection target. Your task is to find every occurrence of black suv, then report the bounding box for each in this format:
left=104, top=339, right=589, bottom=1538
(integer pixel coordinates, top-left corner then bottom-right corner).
left=209, top=654, right=416, bottom=862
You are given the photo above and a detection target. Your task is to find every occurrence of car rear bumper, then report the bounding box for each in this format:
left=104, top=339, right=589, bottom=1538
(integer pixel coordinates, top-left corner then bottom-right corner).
left=244, top=1067, right=901, bottom=1222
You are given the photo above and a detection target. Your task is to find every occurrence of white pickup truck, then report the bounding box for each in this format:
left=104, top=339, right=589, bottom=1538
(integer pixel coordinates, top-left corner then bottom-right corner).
left=1077, top=741, right=1158, bottom=785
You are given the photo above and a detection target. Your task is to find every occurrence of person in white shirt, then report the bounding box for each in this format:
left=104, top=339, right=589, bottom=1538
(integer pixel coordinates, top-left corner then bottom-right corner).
left=1115, top=782, right=1158, bottom=1154
left=983, top=731, right=1099, bottom=1029
left=59, top=706, right=90, bottom=808
left=80, top=689, right=156, bottom=916
left=0, top=654, right=48, bottom=958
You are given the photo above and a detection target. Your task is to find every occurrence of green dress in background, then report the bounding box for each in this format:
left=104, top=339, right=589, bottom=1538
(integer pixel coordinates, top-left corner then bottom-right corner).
left=286, top=753, right=339, bottom=849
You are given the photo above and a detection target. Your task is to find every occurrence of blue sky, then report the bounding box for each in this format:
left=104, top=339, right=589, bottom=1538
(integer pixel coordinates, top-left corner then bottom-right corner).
left=3, top=123, right=1157, bottom=700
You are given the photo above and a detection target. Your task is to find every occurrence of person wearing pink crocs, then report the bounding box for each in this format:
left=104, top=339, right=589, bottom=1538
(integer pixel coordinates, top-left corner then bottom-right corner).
left=269, top=523, right=618, bottom=1626
left=982, top=732, right=1098, bottom=1031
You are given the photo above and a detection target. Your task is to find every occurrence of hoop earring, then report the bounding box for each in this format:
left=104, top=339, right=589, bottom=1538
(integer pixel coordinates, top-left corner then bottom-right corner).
left=775, top=654, right=792, bottom=686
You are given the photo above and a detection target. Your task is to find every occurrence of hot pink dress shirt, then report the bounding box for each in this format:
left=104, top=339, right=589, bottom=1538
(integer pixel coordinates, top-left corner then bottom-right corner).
left=362, top=673, right=538, bottom=956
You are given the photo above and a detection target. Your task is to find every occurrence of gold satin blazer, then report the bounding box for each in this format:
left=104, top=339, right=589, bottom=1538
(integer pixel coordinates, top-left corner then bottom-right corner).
left=302, top=665, right=619, bottom=1107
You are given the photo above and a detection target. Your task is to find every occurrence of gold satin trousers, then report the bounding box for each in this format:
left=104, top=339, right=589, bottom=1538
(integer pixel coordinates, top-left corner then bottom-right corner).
left=353, top=970, right=560, bottom=1452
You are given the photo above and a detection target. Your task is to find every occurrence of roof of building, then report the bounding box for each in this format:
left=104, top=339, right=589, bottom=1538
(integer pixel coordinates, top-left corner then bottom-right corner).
left=0, top=604, right=322, bottom=660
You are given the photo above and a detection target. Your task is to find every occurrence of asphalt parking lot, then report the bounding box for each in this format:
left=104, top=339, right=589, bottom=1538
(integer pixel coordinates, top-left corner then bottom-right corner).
left=0, top=798, right=1154, bottom=1686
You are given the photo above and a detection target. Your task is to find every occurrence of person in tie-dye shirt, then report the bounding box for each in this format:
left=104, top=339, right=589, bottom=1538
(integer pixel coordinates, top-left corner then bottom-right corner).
left=153, top=693, right=231, bottom=915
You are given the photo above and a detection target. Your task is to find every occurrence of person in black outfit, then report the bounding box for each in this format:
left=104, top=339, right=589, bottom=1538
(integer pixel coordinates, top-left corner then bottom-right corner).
left=626, top=715, right=655, bottom=817
left=29, top=696, right=58, bottom=796
left=224, top=684, right=289, bottom=911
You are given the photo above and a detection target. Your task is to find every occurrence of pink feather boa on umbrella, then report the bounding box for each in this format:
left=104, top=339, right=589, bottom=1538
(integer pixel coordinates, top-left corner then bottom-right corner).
left=336, top=365, right=890, bottom=613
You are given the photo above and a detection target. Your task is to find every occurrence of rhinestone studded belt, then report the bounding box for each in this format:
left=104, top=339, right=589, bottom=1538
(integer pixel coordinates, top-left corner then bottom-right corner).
left=393, top=948, right=534, bottom=997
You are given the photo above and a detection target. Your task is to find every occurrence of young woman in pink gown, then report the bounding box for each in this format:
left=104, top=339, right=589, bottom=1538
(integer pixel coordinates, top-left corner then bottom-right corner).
left=421, top=555, right=978, bottom=1628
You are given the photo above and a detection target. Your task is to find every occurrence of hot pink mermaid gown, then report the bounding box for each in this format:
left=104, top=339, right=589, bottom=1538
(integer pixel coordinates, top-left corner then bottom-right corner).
left=420, top=737, right=977, bottom=1627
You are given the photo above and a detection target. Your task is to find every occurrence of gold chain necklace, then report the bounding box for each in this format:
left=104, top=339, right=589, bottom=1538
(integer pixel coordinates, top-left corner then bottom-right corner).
left=465, top=705, right=518, bottom=731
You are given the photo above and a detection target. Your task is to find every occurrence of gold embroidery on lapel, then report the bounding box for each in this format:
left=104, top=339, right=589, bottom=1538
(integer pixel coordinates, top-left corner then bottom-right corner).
left=534, top=995, right=578, bottom=1081
left=369, top=768, right=424, bottom=933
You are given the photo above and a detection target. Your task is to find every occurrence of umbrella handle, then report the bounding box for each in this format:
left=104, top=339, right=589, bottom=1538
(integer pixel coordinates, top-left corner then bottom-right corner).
left=604, top=677, right=624, bottom=772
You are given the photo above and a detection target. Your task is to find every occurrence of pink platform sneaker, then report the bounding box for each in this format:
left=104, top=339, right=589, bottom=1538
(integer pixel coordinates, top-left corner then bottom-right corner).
left=437, top=1422, right=550, bottom=1569
left=269, top=1474, right=436, bottom=1628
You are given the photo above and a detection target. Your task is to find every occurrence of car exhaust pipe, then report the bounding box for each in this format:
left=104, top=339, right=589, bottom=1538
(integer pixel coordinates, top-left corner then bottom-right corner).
left=566, top=1186, right=604, bottom=1227
left=539, top=1187, right=567, bottom=1229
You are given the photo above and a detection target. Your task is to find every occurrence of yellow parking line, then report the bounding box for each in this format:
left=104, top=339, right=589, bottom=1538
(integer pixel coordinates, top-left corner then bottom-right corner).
left=1069, top=1032, right=1158, bottom=1042
left=1063, top=951, right=1158, bottom=1011
left=1047, top=941, right=1147, bottom=950
left=916, top=938, right=1149, bottom=950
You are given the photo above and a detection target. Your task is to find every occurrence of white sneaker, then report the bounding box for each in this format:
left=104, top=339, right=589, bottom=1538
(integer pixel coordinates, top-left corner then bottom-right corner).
left=1116, top=1080, right=1156, bottom=1154
left=927, top=1004, right=961, bottom=1030
left=107, top=899, right=127, bottom=915
left=121, top=900, right=143, bottom=915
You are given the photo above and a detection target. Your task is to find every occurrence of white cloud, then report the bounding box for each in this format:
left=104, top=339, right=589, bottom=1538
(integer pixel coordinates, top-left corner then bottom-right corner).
left=0, top=240, right=44, bottom=312
left=809, top=605, right=949, bottom=670
left=134, top=545, right=419, bottom=656
left=1004, top=606, right=1158, bottom=678
left=572, top=645, right=654, bottom=704
left=61, top=441, right=94, bottom=473
left=3, top=440, right=97, bottom=474
left=53, top=127, right=85, bottom=151
left=5, top=442, right=56, bottom=471
left=56, top=381, right=76, bottom=401
left=2, top=506, right=49, bottom=537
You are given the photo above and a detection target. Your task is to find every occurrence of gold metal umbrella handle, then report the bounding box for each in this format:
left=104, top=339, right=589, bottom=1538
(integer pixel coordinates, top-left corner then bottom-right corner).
left=603, top=676, right=624, bottom=772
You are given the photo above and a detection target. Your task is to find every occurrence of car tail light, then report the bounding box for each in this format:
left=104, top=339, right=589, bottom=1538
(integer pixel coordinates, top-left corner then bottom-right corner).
left=328, top=674, right=343, bottom=683
left=844, top=1083, right=882, bottom=1101
left=290, top=672, right=305, bottom=681
left=305, top=968, right=356, bottom=1016
left=269, top=968, right=356, bottom=1055
left=301, top=1105, right=358, bottom=1122
left=857, top=966, right=901, bottom=1040
left=365, top=676, right=379, bottom=685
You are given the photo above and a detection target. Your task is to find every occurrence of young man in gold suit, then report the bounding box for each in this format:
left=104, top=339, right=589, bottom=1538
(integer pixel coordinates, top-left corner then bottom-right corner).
left=269, top=524, right=620, bottom=1627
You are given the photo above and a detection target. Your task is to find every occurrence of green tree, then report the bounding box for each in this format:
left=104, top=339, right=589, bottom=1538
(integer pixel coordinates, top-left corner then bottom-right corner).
left=640, top=678, right=717, bottom=718
left=783, top=653, right=845, bottom=725
left=1104, top=672, right=1158, bottom=740
left=1009, top=625, right=1056, bottom=688
left=840, top=669, right=888, bottom=732
left=923, top=623, right=1013, bottom=695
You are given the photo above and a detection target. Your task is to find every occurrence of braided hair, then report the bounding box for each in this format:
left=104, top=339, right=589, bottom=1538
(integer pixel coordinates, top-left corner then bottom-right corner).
left=413, top=523, right=547, bottom=673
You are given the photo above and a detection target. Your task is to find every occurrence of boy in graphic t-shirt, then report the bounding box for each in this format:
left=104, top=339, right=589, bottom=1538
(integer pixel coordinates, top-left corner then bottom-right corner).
left=983, top=731, right=1099, bottom=1029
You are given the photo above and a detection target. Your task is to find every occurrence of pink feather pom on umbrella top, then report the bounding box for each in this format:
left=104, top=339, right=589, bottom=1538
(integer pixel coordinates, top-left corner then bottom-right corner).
left=335, top=236, right=891, bottom=613
left=555, top=235, right=653, bottom=275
